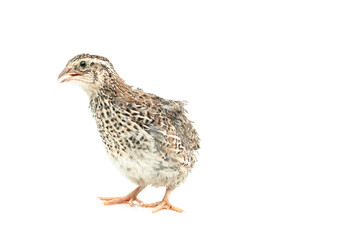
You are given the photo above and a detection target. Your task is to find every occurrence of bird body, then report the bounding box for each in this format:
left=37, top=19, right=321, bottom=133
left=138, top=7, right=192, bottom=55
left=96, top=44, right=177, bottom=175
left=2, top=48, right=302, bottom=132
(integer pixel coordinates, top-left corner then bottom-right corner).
left=58, top=54, right=199, bottom=212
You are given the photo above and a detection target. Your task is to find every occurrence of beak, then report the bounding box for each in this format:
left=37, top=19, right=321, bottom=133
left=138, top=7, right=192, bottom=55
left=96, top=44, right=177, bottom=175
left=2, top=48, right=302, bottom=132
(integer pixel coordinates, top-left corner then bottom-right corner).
left=57, top=68, right=82, bottom=83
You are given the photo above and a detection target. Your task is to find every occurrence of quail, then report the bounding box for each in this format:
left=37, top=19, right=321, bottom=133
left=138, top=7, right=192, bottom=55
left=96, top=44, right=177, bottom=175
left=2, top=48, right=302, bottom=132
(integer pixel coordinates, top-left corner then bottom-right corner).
left=58, top=54, right=200, bottom=213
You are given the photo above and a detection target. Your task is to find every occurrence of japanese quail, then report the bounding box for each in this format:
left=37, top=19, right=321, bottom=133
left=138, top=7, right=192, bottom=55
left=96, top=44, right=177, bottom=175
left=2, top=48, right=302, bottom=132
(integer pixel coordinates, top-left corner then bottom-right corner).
left=58, top=54, right=200, bottom=213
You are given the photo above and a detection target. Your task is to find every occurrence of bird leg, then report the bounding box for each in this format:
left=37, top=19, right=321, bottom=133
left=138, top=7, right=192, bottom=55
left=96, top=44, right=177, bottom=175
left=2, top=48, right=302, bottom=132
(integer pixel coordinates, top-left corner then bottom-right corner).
left=98, top=186, right=145, bottom=207
left=140, top=188, right=183, bottom=213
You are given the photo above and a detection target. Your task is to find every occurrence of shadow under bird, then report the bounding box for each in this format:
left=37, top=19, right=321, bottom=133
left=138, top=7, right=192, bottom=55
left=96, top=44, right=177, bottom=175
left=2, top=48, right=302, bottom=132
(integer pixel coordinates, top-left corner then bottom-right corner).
left=58, top=54, right=200, bottom=213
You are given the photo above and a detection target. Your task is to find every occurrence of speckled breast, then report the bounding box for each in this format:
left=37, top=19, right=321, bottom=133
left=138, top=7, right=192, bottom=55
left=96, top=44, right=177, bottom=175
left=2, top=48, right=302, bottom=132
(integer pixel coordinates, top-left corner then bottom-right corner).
left=89, top=97, right=182, bottom=187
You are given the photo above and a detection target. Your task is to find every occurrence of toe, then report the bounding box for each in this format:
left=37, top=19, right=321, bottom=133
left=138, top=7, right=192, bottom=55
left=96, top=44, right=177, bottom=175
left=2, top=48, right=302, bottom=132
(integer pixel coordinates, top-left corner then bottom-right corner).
left=150, top=201, right=184, bottom=213
left=152, top=202, right=167, bottom=213
left=128, top=199, right=134, bottom=207
left=98, top=197, right=118, bottom=201
left=140, top=201, right=161, bottom=208
left=103, top=198, right=126, bottom=205
left=170, top=205, right=184, bottom=213
left=135, top=198, right=143, bottom=204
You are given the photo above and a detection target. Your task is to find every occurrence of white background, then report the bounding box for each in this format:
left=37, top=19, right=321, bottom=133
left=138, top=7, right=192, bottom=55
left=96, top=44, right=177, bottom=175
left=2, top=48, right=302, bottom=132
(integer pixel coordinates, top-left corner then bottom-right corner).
left=0, top=0, right=338, bottom=239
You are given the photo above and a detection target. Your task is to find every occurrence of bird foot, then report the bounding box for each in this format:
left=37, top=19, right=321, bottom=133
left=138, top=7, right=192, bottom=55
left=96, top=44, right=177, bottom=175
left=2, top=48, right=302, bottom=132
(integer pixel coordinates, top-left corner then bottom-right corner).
left=98, top=196, right=143, bottom=207
left=98, top=186, right=145, bottom=207
left=140, top=200, right=183, bottom=213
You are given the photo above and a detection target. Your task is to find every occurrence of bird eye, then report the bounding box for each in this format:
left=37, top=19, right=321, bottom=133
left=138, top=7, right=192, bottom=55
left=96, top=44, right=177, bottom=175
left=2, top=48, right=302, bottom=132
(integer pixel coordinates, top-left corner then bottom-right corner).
left=80, top=61, right=86, bottom=68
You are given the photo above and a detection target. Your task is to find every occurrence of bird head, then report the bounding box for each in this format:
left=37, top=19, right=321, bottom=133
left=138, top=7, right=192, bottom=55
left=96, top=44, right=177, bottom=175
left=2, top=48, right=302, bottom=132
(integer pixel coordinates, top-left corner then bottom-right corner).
left=58, top=54, right=118, bottom=95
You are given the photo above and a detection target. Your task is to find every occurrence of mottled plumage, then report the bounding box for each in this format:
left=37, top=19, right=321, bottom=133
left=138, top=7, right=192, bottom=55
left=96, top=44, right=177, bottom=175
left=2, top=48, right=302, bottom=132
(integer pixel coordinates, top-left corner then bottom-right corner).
left=58, top=54, right=199, bottom=212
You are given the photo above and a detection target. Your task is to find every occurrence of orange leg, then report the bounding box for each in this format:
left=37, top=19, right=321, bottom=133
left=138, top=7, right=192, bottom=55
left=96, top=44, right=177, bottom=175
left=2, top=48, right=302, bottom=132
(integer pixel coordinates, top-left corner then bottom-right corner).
left=98, top=186, right=145, bottom=207
left=140, top=188, right=183, bottom=213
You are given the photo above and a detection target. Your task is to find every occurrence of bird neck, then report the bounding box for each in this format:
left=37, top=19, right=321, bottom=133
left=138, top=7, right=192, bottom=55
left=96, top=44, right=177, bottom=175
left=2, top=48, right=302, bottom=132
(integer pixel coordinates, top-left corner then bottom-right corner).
left=88, top=76, right=133, bottom=105
left=101, top=76, right=133, bottom=98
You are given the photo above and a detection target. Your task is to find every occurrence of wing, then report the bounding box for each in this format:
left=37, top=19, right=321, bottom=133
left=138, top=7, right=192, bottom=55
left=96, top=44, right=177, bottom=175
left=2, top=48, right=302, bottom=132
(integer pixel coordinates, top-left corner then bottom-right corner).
left=156, top=98, right=200, bottom=152
left=111, top=92, right=199, bottom=167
